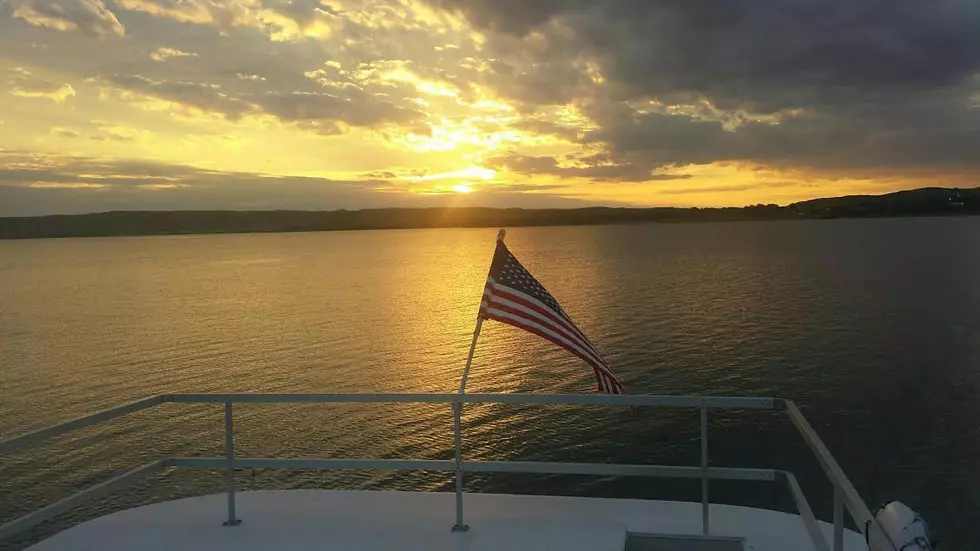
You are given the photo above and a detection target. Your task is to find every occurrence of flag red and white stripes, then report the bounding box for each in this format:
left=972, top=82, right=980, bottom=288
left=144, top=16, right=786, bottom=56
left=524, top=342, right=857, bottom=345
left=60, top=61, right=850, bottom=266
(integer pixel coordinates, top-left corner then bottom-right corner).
left=478, top=240, right=626, bottom=394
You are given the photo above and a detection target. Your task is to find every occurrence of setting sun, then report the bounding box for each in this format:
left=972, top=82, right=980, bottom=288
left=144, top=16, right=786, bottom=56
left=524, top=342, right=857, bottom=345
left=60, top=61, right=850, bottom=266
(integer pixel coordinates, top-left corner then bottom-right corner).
left=452, top=183, right=474, bottom=194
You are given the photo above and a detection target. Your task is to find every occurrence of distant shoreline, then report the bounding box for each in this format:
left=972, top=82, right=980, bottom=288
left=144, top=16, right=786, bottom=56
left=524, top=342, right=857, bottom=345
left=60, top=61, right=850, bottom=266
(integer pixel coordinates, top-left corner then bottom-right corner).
left=1, top=186, right=976, bottom=239
left=0, top=211, right=977, bottom=241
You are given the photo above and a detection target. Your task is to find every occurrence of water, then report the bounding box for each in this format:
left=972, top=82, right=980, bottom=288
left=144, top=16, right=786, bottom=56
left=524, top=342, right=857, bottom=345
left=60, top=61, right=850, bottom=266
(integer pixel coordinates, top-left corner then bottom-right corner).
left=1, top=218, right=979, bottom=548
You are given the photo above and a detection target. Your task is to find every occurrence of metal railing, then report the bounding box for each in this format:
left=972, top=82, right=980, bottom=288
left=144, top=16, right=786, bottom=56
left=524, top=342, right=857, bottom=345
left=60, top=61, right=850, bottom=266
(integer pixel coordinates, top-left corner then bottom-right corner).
left=0, top=393, right=876, bottom=551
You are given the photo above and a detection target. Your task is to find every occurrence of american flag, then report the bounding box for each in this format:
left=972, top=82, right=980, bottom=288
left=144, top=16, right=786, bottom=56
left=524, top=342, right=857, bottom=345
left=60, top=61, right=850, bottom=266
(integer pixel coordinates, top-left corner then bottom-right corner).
left=479, top=240, right=626, bottom=394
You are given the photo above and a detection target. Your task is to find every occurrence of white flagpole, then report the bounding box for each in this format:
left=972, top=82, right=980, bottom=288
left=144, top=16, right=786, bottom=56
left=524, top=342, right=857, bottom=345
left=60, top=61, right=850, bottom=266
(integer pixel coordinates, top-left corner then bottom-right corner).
left=452, top=228, right=504, bottom=532
left=457, top=318, right=484, bottom=395
left=451, top=316, right=481, bottom=531
left=457, top=228, right=504, bottom=395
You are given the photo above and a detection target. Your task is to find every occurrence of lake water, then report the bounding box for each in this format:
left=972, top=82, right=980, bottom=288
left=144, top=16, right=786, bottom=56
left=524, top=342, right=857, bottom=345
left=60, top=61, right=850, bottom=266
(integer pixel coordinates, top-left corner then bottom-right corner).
left=1, top=218, right=979, bottom=548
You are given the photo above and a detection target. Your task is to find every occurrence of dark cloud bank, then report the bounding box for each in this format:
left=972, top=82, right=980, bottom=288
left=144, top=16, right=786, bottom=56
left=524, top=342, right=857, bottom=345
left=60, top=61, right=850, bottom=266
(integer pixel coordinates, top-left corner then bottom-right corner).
left=430, top=0, right=980, bottom=177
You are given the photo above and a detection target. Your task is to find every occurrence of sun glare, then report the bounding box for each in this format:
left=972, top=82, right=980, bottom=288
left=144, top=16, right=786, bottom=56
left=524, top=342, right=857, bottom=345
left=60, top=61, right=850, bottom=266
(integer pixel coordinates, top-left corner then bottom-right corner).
left=400, top=167, right=496, bottom=182
left=452, top=183, right=473, bottom=193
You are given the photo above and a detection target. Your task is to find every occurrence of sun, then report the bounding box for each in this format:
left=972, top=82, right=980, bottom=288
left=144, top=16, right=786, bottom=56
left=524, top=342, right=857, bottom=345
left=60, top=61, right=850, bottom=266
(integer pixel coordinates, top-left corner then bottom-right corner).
left=452, top=183, right=474, bottom=193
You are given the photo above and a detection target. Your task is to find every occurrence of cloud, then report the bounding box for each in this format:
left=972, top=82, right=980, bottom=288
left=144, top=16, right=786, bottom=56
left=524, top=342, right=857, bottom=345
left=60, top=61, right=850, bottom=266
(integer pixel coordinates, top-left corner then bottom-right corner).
left=49, top=126, right=83, bottom=138
left=93, top=125, right=146, bottom=141
left=360, top=170, right=398, bottom=179
left=259, top=0, right=339, bottom=40
left=9, top=0, right=124, bottom=38
left=477, top=55, right=595, bottom=107
left=426, top=0, right=580, bottom=35
left=585, top=111, right=744, bottom=167
left=7, top=68, right=77, bottom=102
left=511, top=119, right=584, bottom=142
left=150, top=46, right=198, bottom=61
left=11, top=82, right=76, bottom=102
left=111, top=0, right=340, bottom=40
left=257, top=90, right=423, bottom=128
left=426, top=0, right=980, bottom=177
left=46, top=124, right=148, bottom=141
left=98, top=73, right=256, bottom=119
left=659, top=182, right=796, bottom=195
left=97, top=72, right=424, bottom=130
left=27, top=181, right=108, bottom=189
left=111, top=0, right=261, bottom=27
left=0, top=151, right=599, bottom=215
left=430, top=0, right=980, bottom=109
left=3, top=1, right=479, bottom=132
left=585, top=99, right=980, bottom=175
left=488, top=153, right=693, bottom=182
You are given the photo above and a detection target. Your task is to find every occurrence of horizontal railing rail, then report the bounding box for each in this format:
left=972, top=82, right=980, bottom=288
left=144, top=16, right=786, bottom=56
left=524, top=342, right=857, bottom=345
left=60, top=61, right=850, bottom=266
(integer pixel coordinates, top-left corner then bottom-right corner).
left=0, top=396, right=168, bottom=454
left=0, top=460, right=171, bottom=541
left=0, top=393, right=869, bottom=551
left=166, top=393, right=777, bottom=408
left=168, top=457, right=777, bottom=481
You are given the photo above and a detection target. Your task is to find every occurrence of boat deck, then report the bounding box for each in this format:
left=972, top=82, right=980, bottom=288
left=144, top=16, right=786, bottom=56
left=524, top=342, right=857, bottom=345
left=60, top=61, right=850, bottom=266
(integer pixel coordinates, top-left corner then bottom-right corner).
left=27, top=490, right=864, bottom=551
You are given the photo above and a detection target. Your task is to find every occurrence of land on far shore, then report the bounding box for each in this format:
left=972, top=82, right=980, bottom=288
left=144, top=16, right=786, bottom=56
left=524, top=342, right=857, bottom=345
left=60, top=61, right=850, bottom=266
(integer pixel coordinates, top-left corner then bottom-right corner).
left=1, top=186, right=977, bottom=239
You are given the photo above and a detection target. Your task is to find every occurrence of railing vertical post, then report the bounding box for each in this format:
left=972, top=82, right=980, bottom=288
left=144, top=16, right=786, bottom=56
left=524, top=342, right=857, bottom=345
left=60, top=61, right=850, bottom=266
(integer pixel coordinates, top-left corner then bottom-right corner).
left=451, top=401, right=468, bottom=532
left=223, top=402, right=241, bottom=526
left=700, top=404, right=709, bottom=535
left=833, top=485, right=844, bottom=551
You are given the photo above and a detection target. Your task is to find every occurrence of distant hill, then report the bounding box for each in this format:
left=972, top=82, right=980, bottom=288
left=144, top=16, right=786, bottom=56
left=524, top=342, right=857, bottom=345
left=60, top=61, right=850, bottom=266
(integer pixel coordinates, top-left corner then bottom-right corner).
left=789, top=187, right=979, bottom=218
left=0, top=187, right=977, bottom=239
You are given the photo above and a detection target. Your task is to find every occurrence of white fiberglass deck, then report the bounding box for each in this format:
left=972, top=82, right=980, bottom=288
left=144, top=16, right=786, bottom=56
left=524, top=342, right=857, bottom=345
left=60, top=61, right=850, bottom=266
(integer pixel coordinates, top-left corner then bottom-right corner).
left=28, top=490, right=864, bottom=551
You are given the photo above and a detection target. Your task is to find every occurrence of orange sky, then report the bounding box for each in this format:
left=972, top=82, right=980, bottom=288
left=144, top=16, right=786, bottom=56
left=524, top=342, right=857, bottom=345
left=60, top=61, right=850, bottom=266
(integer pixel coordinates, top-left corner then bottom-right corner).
left=1, top=0, right=978, bottom=215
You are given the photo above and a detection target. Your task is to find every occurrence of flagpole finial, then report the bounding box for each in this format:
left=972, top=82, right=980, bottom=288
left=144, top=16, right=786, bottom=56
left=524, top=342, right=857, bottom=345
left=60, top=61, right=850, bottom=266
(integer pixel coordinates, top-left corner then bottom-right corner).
left=497, top=229, right=506, bottom=242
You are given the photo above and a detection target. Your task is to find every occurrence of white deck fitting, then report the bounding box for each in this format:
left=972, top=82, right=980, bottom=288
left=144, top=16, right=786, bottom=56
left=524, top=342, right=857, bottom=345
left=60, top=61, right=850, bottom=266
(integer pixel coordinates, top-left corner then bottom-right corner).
left=28, top=490, right=865, bottom=551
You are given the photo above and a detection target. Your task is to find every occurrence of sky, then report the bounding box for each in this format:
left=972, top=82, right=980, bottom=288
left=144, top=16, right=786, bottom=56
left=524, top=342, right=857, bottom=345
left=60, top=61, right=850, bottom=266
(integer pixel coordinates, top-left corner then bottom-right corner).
left=1, top=0, right=979, bottom=216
